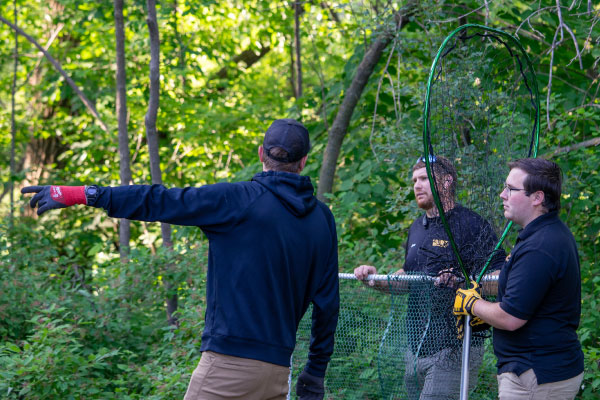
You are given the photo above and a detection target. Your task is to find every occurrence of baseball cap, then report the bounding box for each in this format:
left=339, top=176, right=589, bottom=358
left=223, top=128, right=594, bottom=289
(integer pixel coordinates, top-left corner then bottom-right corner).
left=263, top=119, right=311, bottom=163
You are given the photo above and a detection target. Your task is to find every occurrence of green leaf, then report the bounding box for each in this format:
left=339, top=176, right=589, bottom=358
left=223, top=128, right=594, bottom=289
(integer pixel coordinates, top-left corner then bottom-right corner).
left=87, top=243, right=104, bottom=257
left=339, top=180, right=354, bottom=192
left=4, top=343, right=21, bottom=354
left=357, top=184, right=371, bottom=195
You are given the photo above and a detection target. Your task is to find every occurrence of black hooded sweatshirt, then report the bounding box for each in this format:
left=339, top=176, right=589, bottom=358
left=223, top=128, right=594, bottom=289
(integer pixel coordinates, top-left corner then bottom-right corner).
left=89, top=171, right=339, bottom=377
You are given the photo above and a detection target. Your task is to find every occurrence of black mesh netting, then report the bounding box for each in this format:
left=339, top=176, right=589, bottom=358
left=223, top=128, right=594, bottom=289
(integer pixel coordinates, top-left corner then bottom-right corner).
left=425, top=25, right=539, bottom=255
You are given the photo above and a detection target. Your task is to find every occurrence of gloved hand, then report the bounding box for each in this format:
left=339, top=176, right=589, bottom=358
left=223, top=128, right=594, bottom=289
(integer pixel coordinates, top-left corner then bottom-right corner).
left=434, top=268, right=464, bottom=289
left=296, top=370, right=325, bottom=400
left=453, top=280, right=482, bottom=316
left=456, top=314, right=491, bottom=340
left=21, top=185, right=86, bottom=215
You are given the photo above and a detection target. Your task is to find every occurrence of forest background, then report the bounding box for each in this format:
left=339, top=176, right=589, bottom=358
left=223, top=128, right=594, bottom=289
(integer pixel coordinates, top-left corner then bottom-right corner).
left=0, top=0, right=599, bottom=399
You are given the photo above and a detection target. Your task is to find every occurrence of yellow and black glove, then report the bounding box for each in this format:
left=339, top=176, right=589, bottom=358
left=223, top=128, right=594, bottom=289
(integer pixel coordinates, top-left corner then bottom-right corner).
left=456, top=314, right=491, bottom=340
left=454, top=281, right=489, bottom=339
left=453, top=280, right=482, bottom=316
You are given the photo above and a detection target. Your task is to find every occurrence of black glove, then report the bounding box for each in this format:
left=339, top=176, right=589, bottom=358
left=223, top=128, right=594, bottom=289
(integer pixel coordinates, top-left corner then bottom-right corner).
left=296, top=370, right=324, bottom=400
left=21, top=185, right=86, bottom=215
left=456, top=314, right=491, bottom=340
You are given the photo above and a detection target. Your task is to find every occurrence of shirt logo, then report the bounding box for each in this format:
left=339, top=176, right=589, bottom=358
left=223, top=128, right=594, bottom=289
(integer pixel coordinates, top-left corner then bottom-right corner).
left=432, top=239, right=449, bottom=248
left=410, top=243, right=416, bottom=248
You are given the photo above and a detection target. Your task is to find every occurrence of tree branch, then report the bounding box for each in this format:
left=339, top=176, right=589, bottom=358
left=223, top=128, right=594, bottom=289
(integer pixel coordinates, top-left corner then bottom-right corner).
left=319, top=1, right=340, bottom=23
left=426, top=2, right=488, bottom=24
left=0, top=14, right=109, bottom=133
left=545, top=136, right=600, bottom=158
left=308, top=37, right=329, bottom=132
left=555, top=0, right=584, bottom=69
left=370, top=39, right=398, bottom=161
left=18, top=22, right=64, bottom=91
left=547, top=26, right=560, bottom=129
left=213, top=46, right=271, bottom=80
left=515, top=6, right=556, bottom=38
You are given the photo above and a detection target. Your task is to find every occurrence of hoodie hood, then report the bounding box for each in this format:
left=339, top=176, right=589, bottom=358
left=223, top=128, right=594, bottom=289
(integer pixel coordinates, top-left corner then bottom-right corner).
left=252, top=171, right=317, bottom=217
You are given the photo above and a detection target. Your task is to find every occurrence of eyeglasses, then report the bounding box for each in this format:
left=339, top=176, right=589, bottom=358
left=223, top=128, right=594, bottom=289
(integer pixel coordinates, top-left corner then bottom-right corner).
left=502, top=183, right=527, bottom=197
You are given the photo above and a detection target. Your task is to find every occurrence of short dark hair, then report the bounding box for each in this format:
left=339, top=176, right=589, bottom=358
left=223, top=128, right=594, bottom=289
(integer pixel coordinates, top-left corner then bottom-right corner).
left=264, top=147, right=303, bottom=173
left=508, top=158, right=562, bottom=212
left=413, top=155, right=457, bottom=198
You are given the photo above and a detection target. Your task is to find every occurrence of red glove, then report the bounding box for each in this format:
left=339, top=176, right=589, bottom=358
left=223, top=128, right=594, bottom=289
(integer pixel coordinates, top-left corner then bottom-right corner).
left=21, top=185, right=86, bottom=215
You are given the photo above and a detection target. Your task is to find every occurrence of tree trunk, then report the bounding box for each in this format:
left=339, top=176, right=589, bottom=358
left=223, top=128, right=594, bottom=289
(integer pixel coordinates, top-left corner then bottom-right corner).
left=316, top=11, right=413, bottom=201
left=316, top=36, right=392, bottom=200
left=114, top=0, right=132, bottom=261
left=10, top=0, right=18, bottom=227
left=289, top=34, right=297, bottom=98
left=170, top=1, right=186, bottom=90
left=145, top=0, right=177, bottom=327
left=294, top=1, right=303, bottom=98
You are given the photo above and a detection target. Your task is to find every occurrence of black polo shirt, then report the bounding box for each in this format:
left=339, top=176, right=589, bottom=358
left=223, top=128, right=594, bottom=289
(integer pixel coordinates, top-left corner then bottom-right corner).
left=403, top=205, right=504, bottom=356
left=494, top=211, right=584, bottom=384
left=404, top=205, right=504, bottom=276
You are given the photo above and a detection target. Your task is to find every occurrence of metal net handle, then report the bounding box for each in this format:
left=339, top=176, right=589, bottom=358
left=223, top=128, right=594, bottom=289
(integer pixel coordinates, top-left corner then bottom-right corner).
left=338, top=273, right=499, bottom=282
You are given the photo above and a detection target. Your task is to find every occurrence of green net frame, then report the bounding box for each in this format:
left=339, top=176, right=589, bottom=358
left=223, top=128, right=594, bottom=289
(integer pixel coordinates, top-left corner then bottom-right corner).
left=422, top=24, right=540, bottom=284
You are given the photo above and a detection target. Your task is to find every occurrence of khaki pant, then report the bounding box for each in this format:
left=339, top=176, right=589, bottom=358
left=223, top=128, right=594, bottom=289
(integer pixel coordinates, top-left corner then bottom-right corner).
left=497, top=369, right=583, bottom=400
left=183, top=351, right=290, bottom=400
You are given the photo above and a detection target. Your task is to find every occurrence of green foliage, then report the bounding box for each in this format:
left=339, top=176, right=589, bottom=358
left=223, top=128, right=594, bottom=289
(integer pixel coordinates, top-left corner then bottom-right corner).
left=1, top=0, right=599, bottom=398
left=0, top=221, right=208, bottom=399
left=561, top=149, right=600, bottom=399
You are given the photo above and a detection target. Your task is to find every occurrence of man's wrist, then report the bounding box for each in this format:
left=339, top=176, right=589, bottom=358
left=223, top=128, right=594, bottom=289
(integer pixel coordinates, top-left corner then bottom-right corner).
left=51, top=186, right=86, bottom=206
left=468, top=295, right=479, bottom=313
left=85, top=185, right=99, bottom=205
left=470, top=297, right=481, bottom=316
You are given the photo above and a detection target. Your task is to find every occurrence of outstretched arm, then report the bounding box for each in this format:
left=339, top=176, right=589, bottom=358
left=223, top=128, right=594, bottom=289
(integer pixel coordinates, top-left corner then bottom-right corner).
left=23, top=183, right=252, bottom=230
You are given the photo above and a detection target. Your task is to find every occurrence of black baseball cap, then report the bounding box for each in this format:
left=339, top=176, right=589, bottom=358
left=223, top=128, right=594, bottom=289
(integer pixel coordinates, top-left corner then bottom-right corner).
left=263, top=119, right=310, bottom=163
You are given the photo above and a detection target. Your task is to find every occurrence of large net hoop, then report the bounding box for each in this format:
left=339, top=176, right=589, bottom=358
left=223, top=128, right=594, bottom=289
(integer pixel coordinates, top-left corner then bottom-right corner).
left=423, top=24, right=540, bottom=282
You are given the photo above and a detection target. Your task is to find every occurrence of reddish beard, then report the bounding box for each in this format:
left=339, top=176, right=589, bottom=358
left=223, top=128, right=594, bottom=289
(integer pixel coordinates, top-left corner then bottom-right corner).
left=416, top=195, right=434, bottom=210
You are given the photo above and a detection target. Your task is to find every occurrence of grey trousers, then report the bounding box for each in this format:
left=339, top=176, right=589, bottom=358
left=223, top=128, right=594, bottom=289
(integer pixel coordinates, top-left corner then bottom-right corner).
left=404, top=346, right=484, bottom=400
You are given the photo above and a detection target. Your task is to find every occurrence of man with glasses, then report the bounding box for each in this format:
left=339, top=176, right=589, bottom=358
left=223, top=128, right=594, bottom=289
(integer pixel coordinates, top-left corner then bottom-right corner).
left=355, top=155, right=504, bottom=400
left=454, top=158, right=584, bottom=400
